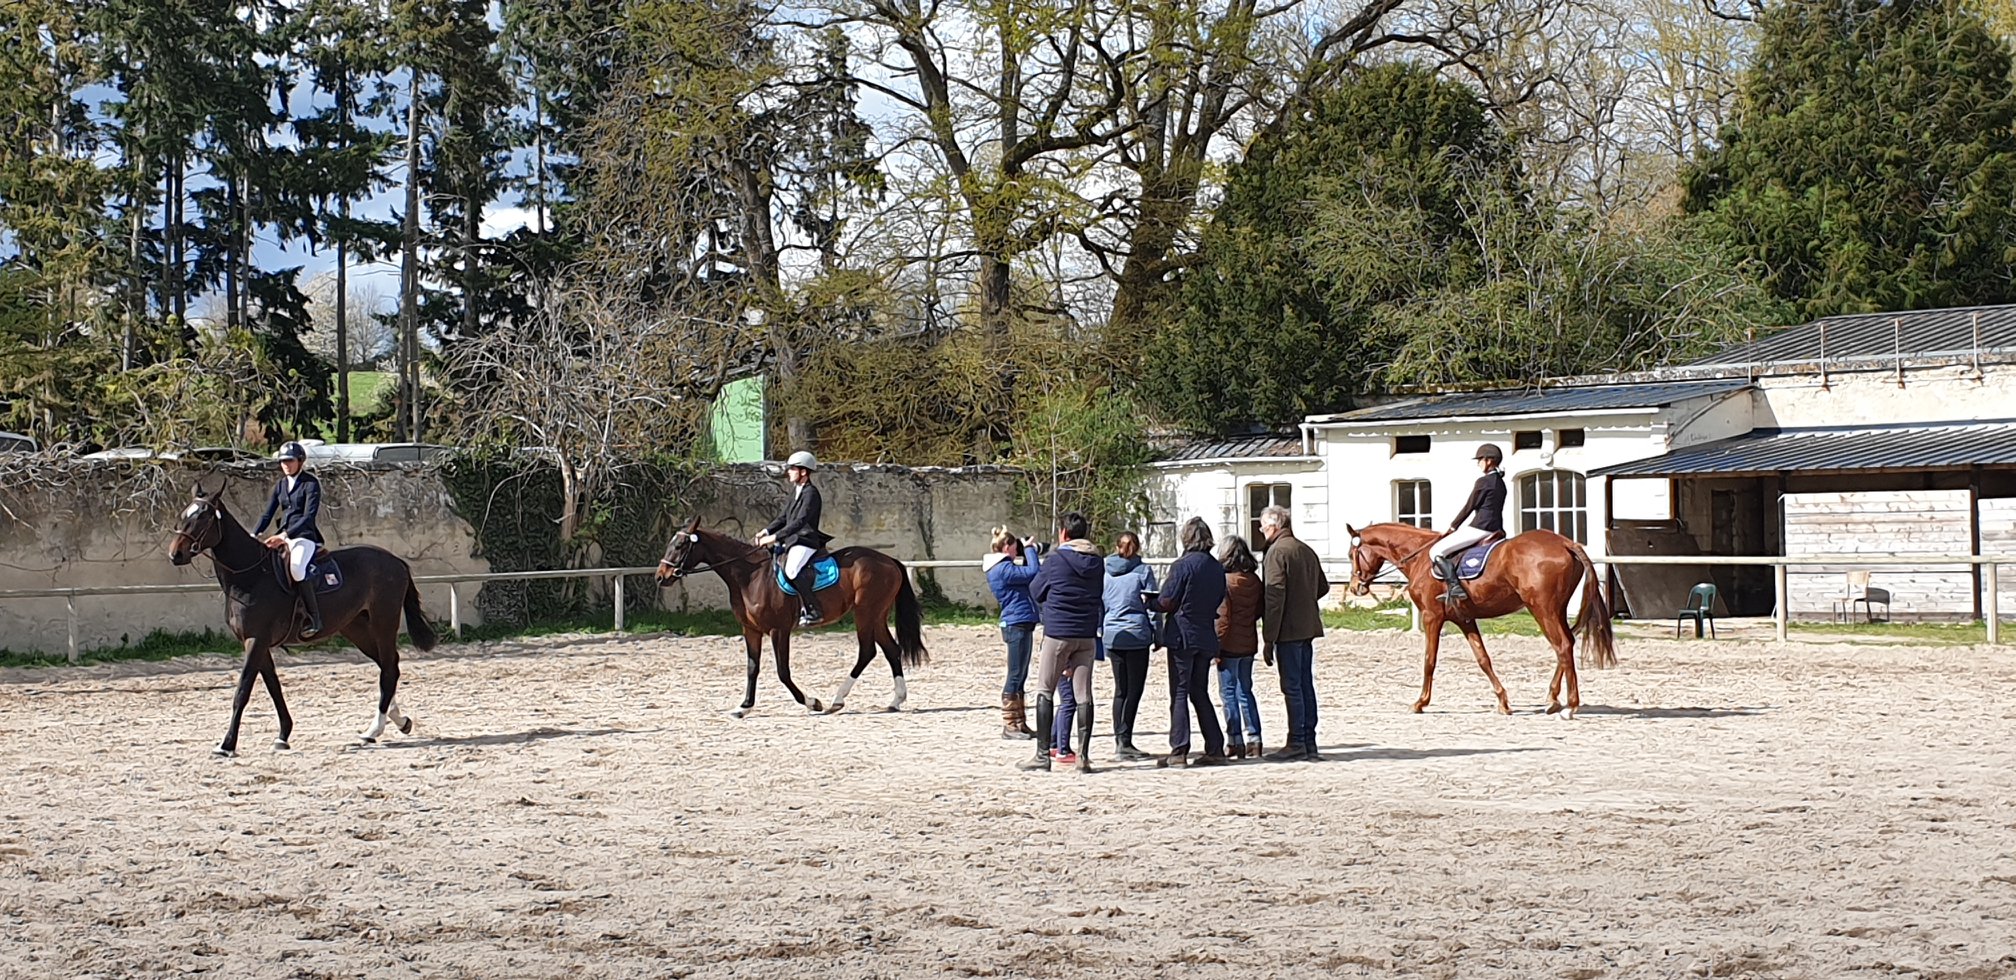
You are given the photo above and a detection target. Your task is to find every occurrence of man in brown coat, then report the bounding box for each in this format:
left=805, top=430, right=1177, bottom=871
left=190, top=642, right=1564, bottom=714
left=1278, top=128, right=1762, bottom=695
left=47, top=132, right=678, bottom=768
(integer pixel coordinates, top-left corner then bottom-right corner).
left=1259, top=505, right=1328, bottom=760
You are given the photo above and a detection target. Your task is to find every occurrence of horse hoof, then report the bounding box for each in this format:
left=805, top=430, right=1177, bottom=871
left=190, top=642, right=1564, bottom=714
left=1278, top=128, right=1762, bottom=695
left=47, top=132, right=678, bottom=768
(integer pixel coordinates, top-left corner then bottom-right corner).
left=1497, top=704, right=1513, bottom=716
left=213, top=746, right=237, bottom=758
left=1411, top=703, right=1427, bottom=714
left=807, top=699, right=824, bottom=714
left=273, top=739, right=291, bottom=751
left=359, top=736, right=377, bottom=745
left=1546, top=702, right=1564, bottom=715
left=728, top=707, right=750, bottom=719
left=882, top=704, right=901, bottom=713
left=399, top=717, right=415, bottom=735
left=823, top=702, right=845, bottom=715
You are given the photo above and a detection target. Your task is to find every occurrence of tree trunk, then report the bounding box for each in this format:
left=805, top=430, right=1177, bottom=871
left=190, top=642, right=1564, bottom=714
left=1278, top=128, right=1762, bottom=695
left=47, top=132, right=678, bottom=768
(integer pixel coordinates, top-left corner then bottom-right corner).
left=398, top=70, right=423, bottom=441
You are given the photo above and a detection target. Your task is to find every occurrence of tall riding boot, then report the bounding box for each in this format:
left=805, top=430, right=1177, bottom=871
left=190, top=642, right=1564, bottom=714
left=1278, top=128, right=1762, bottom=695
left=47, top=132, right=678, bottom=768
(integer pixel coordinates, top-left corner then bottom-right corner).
left=1073, top=697, right=1095, bottom=773
left=791, top=567, right=822, bottom=626
left=1434, top=557, right=1467, bottom=602
left=294, top=578, right=324, bottom=638
left=1018, top=695, right=1054, bottom=770
left=1001, top=694, right=1034, bottom=739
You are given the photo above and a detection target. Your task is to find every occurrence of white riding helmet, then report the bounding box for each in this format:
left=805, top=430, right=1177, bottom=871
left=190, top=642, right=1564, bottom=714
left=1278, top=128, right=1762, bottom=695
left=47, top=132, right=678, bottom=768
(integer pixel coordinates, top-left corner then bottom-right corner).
left=786, top=450, right=818, bottom=472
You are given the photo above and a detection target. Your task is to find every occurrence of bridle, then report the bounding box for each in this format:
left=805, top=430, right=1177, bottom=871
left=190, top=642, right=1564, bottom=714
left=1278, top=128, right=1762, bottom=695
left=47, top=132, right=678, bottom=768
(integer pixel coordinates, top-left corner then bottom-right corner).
left=658, top=532, right=763, bottom=578
left=1349, top=530, right=1436, bottom=591
left=171, top=503, right=267, bottom=575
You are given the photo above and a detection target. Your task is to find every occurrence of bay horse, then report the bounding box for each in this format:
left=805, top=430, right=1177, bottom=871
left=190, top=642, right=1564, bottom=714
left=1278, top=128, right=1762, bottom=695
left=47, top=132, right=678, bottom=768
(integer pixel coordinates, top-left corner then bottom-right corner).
left=168, top=483, right=437, bottom=756
left=655, top=520, right=927, bottom=717
left=1344, top=523, right=1617, bottom=717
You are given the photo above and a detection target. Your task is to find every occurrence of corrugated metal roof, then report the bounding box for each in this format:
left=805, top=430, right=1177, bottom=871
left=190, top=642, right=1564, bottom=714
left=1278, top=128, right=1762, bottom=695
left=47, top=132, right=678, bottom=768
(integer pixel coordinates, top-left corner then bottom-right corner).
left=1160, top=434, right=1306, bottom=462
left=1591, top=421, right=2016, bottom=477
left=1310, top=379, right=1751, bottom=423
left=1689, top=304, right=2016, bottom=366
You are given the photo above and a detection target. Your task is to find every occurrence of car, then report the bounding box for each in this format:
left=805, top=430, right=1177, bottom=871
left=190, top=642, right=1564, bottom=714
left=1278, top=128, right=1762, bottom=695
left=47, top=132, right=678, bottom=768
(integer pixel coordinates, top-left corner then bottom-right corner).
left=304, top=442, right=450, bottom=464
left=0, top=432, right=36, bottom=453
left=79, top=446, right=263, bottom=463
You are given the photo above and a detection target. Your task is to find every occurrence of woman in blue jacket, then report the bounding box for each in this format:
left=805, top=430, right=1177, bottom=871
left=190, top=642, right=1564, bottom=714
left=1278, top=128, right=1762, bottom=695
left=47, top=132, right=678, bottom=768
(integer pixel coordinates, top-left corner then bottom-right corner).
left=1149, top=518, right=1230, bottom=768
left=1101, top=531, right=1158, bottom=760
left=984, top=526, right=1040, bottom=739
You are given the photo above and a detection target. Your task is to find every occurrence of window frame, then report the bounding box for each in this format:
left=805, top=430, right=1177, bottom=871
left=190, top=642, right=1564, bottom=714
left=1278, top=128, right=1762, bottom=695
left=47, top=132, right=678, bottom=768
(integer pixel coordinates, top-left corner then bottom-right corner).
left=1394, top=479, right=1434, bottom=529
left=1516, top=469, right=1589, bottom=543
left=1246, top=482, right=1293, bottom=550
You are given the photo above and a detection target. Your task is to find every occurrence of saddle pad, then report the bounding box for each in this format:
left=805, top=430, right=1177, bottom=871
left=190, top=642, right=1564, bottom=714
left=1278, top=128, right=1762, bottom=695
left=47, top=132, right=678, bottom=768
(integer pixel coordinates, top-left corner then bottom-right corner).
left=1430, top=538, right=1507, bottom=581
left=776, top=556, right=840, bottom=596
left=303, top=556, right=344, bottom=595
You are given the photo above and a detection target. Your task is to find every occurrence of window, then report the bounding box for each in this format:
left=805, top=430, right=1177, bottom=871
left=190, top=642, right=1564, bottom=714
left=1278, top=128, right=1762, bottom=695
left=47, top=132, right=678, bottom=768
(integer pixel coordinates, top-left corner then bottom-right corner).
left=1558, top=428, right=1585, bottom=448
left=1518, top=470, right=1589, bottom=543
left=1247, top=483, right=1292, bottom=550
left=1513, top=430, right=1542, bottom=451
left=1393, top=435, right=1431, bottom=454
left=1395, top=480, right=1433, bottom=528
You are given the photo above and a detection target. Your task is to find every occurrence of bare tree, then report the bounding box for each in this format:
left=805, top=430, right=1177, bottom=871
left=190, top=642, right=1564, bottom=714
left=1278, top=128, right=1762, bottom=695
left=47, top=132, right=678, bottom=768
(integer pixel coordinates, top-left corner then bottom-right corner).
left=302, top=272, right=396, bottom=367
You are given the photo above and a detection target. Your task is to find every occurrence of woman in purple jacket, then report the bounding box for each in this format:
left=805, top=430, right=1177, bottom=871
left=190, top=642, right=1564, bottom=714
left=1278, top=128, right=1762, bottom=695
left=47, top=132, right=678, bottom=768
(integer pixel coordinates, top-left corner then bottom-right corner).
left=984, top=526, right=1042, bottom=739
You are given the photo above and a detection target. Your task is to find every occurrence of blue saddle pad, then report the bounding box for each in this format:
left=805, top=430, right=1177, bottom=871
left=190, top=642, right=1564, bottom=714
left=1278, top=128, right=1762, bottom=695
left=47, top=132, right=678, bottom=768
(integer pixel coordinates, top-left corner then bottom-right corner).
left=1431, top=537, right=1506, bottom=581
left=303, top=556, right=344, bottom=595
left=776, top=556, right=840, bottom=596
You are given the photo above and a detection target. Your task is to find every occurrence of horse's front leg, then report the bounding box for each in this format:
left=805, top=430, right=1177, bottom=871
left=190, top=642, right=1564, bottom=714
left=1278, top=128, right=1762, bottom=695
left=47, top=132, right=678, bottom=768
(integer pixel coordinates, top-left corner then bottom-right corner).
left=1455, top=620, right=1511, bottom=715
left=772, top=628, right=823, bottom=714
left=1414, top=605, right=1443, bottom=714
left=216, top=638, right=264, bottom=757
left=255, top=648, right=293, bottom=750
left=732, top=628, right=763, bottom=718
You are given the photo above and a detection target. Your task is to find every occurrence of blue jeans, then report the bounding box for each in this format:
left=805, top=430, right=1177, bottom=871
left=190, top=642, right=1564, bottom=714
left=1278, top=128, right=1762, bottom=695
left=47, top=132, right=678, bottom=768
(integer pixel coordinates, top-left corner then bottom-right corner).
left=1002, top=624, right=1035, bottom=695
left=1274, top=639, right=1317, bottom=747
left=1052, top=678, right=1077, bottom=753
left=1217, top=655, right=1261, bottom=747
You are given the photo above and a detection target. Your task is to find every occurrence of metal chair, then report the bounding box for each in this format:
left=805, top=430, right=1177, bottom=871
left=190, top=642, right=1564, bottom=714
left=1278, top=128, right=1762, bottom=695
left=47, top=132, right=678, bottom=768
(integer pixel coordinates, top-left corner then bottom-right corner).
left=1675, top=583, right=1717, bottom=638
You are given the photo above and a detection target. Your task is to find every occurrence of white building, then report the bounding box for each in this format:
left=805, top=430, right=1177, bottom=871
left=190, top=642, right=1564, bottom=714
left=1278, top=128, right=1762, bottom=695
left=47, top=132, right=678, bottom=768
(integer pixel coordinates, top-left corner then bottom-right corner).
left=1147, top=304, right=2016, bottom=620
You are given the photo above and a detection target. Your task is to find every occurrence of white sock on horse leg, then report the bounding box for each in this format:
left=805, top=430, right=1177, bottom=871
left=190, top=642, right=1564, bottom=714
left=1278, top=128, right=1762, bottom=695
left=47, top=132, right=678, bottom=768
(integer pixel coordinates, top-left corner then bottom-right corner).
left=362, top=712, right=388, bottom=740
left=890, top=676, right=908, bottom=708
left=831, top=675, right=858, bottom=706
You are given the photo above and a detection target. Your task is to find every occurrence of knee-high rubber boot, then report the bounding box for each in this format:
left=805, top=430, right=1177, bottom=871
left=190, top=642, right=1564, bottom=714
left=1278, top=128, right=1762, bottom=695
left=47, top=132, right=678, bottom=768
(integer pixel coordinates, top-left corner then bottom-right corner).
left=1073, top=697, right=1094, bottom=773
left=1434, top=557, right=1467, bottom=602
left=791, top=567, right=822, bottom=626
left=1018, top=695, right=1054, bottom=770
left=294, top=578, right=324, bottom=638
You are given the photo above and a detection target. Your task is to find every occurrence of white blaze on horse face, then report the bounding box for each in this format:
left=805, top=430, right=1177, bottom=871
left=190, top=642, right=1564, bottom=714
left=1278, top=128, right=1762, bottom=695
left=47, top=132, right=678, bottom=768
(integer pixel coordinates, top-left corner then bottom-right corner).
left=689, top=533, right=699, bottom=543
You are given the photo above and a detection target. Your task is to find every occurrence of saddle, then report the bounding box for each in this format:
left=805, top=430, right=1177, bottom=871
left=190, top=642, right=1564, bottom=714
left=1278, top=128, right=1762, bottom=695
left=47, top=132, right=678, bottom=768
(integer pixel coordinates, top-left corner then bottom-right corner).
left=1429, top=531, right=1508, bottom=582
left=272, top=546, right=343, bottom=594
left=774, top=550, right=840, bottom=596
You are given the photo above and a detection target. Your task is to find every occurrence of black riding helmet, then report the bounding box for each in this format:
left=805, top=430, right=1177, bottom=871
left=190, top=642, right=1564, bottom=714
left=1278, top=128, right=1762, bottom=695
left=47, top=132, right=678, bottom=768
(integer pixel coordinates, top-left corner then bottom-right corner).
left=1474, top=443, right=1503, bottom=464
left=275, top=441, right=308, bottom=462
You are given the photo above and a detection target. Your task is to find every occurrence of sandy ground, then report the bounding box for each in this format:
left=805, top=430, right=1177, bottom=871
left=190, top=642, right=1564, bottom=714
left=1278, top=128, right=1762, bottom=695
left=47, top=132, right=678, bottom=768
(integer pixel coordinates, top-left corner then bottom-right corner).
left=2, top=624, right=2015, bottom=979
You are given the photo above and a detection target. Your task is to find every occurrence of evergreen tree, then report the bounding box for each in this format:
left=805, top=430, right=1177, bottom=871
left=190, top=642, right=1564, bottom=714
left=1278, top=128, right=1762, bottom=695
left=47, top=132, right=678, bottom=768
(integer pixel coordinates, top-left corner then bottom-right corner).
left=1685, top=0, right=2016, bottom=318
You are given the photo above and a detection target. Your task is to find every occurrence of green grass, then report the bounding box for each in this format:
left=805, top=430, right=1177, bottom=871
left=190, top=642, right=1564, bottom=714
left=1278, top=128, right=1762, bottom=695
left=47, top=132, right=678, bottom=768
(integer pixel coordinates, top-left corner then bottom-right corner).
left=340, top=370, right=392, bottom=415
left=1787, top=619, right=2002, bottom=645
left=0, top=600, right=1003, bottom=669
left=1322, top=602, right=1546, bottom=636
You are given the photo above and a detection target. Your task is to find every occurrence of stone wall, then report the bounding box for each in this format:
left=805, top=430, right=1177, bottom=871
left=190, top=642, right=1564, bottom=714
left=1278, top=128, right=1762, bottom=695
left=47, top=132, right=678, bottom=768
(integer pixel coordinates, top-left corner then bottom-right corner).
left=0, top=461, right=1036, bottom=656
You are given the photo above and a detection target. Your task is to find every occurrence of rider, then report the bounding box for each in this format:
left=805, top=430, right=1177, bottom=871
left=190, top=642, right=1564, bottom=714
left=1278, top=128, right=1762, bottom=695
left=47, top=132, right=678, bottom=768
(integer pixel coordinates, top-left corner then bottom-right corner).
left=1430, top=443, right=1507, bottom=602
left=253, top=441, right=326, bottom=637
left=755, top=450, right=833, bottom=626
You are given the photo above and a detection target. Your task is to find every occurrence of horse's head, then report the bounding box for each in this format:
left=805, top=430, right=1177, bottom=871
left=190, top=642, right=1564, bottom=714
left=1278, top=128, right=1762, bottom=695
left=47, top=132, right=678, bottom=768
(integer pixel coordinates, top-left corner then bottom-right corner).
left=1344, top=523, right=1382, bottom=597
left=171, top=484, right=227, bottom=566
left=656, top=517, right=704, bottom=587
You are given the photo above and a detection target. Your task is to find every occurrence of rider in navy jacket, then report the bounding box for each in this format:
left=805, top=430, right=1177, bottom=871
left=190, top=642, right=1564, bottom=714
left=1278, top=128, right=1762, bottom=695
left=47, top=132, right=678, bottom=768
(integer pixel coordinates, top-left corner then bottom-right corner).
left=254, top=467, right=325, bottom=544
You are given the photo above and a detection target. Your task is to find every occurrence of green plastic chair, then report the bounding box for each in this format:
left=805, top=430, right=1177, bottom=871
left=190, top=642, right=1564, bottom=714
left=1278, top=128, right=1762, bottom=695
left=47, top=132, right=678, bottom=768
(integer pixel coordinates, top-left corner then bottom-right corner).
left=1675, top=583, right=1718, bottom=639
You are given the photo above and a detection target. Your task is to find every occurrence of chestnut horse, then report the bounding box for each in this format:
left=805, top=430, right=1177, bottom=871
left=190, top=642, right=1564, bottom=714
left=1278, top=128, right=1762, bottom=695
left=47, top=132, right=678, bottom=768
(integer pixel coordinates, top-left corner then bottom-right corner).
left=655, top=520, right=927, bottom=717
left=169, top=484, right=437, bottom=756
left=1344, top=523, right=1617, bottom=717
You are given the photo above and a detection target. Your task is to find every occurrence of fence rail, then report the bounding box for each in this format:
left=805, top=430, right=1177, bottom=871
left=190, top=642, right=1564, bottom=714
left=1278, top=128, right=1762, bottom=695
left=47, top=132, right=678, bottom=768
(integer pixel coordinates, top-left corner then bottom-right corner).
left=5, top=554, right=2010, bottom=663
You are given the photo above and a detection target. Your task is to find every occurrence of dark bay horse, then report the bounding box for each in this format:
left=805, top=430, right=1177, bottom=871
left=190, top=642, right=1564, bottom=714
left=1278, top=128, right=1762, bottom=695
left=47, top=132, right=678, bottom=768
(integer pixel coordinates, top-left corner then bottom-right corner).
left=1345, top=522, right=1618, bottom=717
left=656, top=521, right=926, bottom=717
left=169, top=484, right=437, bottom=756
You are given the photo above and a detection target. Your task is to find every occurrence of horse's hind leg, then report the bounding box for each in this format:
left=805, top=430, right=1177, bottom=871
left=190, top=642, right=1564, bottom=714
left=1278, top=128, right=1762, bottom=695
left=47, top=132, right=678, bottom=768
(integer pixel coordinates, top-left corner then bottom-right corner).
left=827, top=627, right=878, bottom=715
left=771, top=629, right=823, bottom=714
left=732, top=629, right=763, bottom=718
left=257, top=651, right=293, bottom=750
left=1533, top=604, right=1578, bottom=718
left=875, top=623, right=907, bottom=712
left=1455, top=621, right=1511, bottom=715
left=216, top=638, right=266, bottom=757
left=357, top=627, right=405, bottom=744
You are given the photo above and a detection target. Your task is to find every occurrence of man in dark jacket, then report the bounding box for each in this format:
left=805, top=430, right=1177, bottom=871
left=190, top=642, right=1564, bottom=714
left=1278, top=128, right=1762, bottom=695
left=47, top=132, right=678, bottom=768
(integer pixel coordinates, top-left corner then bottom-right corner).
left=1151, top=517, right=1229, bottom=767
left=756, top=451, right=833, bottom=626
left=1021, top=511, right=1102, bottom=772
left=1260, top=505, right=1328, bottom=761
left=254, top=441, right=326, bottom=637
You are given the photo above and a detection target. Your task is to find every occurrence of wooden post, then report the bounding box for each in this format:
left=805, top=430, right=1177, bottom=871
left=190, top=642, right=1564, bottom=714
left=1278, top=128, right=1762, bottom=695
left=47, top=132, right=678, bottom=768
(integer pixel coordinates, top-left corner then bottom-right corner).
left=1969, top=469, right=1984, bottom=623
left=67, top=594, right=79, bottom=664
left=613, top=574, right=626, bottom=632
left=1774, top=564, right=1789, bottom=642
left=449, top=583, right=463, bottom=639
left=1988, top=563, right=2001, bottom=647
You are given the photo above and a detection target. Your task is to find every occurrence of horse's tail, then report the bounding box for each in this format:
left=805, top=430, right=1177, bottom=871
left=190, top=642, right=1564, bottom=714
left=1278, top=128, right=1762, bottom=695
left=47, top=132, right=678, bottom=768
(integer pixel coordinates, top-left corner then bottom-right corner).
left=894, top=563, right=928, bottom=667
left=1571, top=542, right=1618, bottom=670
left=404, top=580, right=439, bottom=652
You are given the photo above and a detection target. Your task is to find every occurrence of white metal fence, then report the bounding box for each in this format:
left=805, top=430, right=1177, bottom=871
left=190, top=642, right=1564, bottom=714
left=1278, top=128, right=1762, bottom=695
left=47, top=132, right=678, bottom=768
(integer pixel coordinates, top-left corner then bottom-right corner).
left=2, top=554, right=2009, bottom=663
